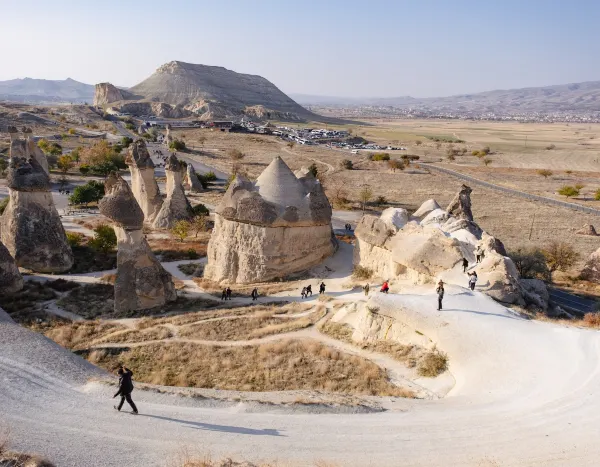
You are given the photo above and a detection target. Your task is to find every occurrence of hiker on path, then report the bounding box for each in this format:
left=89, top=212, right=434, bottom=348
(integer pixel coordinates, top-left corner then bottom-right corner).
left=301, top=287, right=307, bottom=299
left=306, top=285, right=313, bottom=296
left=113, top=366, right=138, bottom=414
left=221, top=289, right=227, bottom=301
left=251, top=288, right=259, bottom=301
left=363, top=283, right=370, bottom=296
left=468, top=272, right=478, bottom=291
left=226, top=287, right=232, bottom=300
left=380, top=281, right=389, bottom=294
left=462, top=258, right=469, bottom=273
left=436, top=281, right=445, bottom=311
left=319, top=282, right=326, bottom=294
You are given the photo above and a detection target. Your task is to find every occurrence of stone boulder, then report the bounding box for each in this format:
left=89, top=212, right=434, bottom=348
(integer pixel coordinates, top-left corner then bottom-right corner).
left=380, top=207, right=409, bottom=231
left=93, top=82, right=136, bottom=106
left=581, top=247, right=600, bottom=282
left=0, top=151, right=73, bottom=273
left=205, top=157, right=335, bottom=283
left=125, top=139, right=163, bottom=223
left=412, top=199, right=440, bottom=218
left=0, top=241, right=23, bottom=294
left=420, top=208, right=449, bottom=227
left=99, top=173, right=176, bottom=313
left=474, top=252, right=523, bottom=305
left=577, top=224, right=598, bottom=236
left=184, top=163, right=205, bottom=193
left=153, top=154, right=193, bottom=229
left=354, top=215, right=395, bottom=248
left=520, top=278, right=549, bottom=310
left=446, top=184, right=474, bottom=221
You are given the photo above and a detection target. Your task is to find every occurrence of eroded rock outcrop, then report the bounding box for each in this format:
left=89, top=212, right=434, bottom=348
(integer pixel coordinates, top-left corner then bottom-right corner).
left=0, top=241, right=23, bottom=294
left=184, top=163, right=205, bottom=193
left=204, top=156, right=335, bottom=283
left=577, top=224, right=598, bottom=236
left=153, top=155, right=193, bottom=229
left=0, top=144, right=73, bottom=272
left=93, top=82, right=136, bottom=106
left=125, top=139, right=163, bottom=223
left=99, top=173, right=176, bottom=312
left=581, top=247, right=600, bottom=282
left=8, top=130, right=48, bottom=174
left=354, top=185, right=535, bottom=306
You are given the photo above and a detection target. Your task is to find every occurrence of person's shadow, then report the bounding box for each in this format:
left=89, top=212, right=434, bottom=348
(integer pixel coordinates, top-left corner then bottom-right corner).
left=138, top=414, right=285, bottom=437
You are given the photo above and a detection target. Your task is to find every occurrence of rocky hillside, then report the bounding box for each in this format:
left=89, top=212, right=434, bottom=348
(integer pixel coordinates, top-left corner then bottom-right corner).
left=0, top=78, right=94, bottom=103
left=97, top=61, right=321, bottom=121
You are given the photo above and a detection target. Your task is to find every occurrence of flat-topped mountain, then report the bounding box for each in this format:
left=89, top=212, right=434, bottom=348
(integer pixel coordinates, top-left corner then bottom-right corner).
left=0, top=77, right=94, bottom=103
left=96, top=61, right=321, bottom=121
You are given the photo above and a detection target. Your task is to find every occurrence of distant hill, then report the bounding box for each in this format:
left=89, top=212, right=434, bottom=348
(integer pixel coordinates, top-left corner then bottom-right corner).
left=0, top=78, right=94, bottom=103
left=292, top=81, right=600, bottom=114
left=99, top=61, right=326, bottom=121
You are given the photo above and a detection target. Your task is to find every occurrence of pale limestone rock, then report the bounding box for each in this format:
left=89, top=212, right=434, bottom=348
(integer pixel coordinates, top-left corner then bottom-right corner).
left=165, top=124, right=173, bottom=146
left=446, top=184, right=474, bottom=221
left=520, top=278, right=549, bottom=310
left=581, top=247, right=600, bottom=282
left=184, top=163, right=205, bottom=193
left=204, top=156, right=335, bottom=283
left=412, top=199, right=440, bottom=218
left=380, top=207, right=409, bottom=231
left=99, top=173, right=176, bottom=313
left=0, top=240, right=23, bottom=294
left=125, top=139, right=163, bottom=223
left=420, top=208, right=449, bottom=227
left=152, top=155, right=192, bottom=229
left=475, top=252, right=523, bottom=305
left=0, top=146, right=73, bottom=273
left=9, top=137, right=49, bottom=175
left=93, top=82, right=135, bottom=106
left=577, top=224, right=598, bottom=236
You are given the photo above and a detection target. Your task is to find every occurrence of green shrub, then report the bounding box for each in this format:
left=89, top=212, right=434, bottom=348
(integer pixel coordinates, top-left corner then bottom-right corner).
left=69, top=180, right=105, bottom=206
left=509, top=248, right=551, bottom=281
left=371, top=152, right=390, bottom=161
left=340, top=159, right=353, bottom=170
left=202, top=171, right=217, bottom=182
left=558, top=185, right=579, bottom=198
left=88, top=224, right=117, bottom=253
left=191, top=204, right=209, bottom=216
left=169, top=139, right=186, bottom=151
left=79, top=165, right=90, bottom=175
left=308, top=163, right=318, bottom=177
left=121, top=136, right=133, bottom=147
left=66, top=232, right=85, bottom=247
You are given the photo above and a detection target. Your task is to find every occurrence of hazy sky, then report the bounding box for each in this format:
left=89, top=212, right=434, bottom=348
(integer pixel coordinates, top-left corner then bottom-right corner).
left=1, top=0, right=599, bottom=97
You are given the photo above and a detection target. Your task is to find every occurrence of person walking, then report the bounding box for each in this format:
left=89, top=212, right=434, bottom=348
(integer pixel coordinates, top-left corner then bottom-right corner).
left=113, top=366, right=138, bottom=414
left=251, top=288, right=258, bottom=301
left=469, top=272, right=478, bottom=291
left=380, top=281, right=389, bottom=294
left=301, top=287, right=307, bottom=299
left=221, top=288, right=227, bottom=301
left=475, top=247, right=482, bottom=263
left=306, top=284, right=313, bottom=296
left=226, top=287, right=232, bottom=300
left=363, top=283, right=370, bottom=296
left=319, top=282, right=326, bottom=294
left=462, top=258, right=469, bottom=273
left=436, top=281, right=445, bottom=311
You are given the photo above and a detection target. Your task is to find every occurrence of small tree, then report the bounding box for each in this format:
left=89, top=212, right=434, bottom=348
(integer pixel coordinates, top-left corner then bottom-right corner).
left=69, top=180, right=105, bottom=206
left=57, top=155, right=75, bottom=175
left=558, top=185, right=579, bottom=198
left=66, top=231, right=85, bottom=248
left=197, top=135, right=207, bottom=148
left=537, top=169, right=553, bottom=178
left=228, top=148, right=245, bottom=160
left=542, top=241, right=580, bottom=275
left=171, top=220, right=190, bottom=242
left=387, top=159, right=404, bottom=172
left=575, top=183, right=585, bottom=191
left=191, top=203, right=209, bottom=216
left=121, top=136, right=133, bottom=148
left=481, top=146, right=491, bottom=155
left=594, top=189, right=600, bottom=201
left=169, top=139, right=186, bottom=151
left=340, top=159, right=353, bottom=170
left=375, top=195, right=387, bottom=205
left=191, top=214, right=208, bottom=237
left=482, top=157, right=492, bottom=166
left=88, top=224, right=117, bottom=254
left=358, top=185, right=373, bottom=213
left=415, top=140, right=422, bottom=146
left=509, top=248, right=551, bottom=281
left=308, top=163, right=318, bottom=177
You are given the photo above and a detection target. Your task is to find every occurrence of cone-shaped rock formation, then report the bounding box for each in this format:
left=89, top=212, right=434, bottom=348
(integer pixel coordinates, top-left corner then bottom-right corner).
left=99, top=173, right=176, bottom=313
left=153, top=154, right=193, bottom=229
left=184, top=163, right=205, bottom=193
left=204, top=156, right=335, bottom=283
left=0, top=143, right=73, bottom=272
left=125, top=139, right=163, bottom=223
left=0, top=241, right=23, bottom=294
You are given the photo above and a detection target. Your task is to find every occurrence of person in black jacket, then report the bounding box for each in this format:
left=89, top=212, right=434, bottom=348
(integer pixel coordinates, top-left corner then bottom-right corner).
left=113, top=366, right=138, bottom=414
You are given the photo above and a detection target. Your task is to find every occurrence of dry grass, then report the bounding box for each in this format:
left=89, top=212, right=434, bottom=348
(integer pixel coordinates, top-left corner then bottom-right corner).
left=416, top=348, right=449, bottom=377
left=149, top=236, right=209, bottom=262
left=193, top=278, right=298, bottom=297
left=45, top=321, right=126, bottom=350
left=57, top=283, right=114, bottom=319
left=85, top=339, right=413, bottom=396
left=0, top=427, right=55, bottom=467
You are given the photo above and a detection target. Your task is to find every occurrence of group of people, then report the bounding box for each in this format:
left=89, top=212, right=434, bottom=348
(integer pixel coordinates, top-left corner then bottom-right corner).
left=437, top=256, right=480, bottom=311
left=58, top=188, right=71, bottom=195
left=221, top=287, right=232, bottom=300
left=301, top=282, right=326, bottom=298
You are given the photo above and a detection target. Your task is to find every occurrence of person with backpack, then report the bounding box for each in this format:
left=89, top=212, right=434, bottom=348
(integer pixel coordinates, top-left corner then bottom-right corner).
left=319, top=282, right=326, bottom=294
left=380, top=281, right=389, bottom=294
left=251, top=288, right=259, bottom=301
left=468, top=272, right=478, bottom=291
left=306, top=284, right=313, bottom=296
left=436, top=281, right=445, bottom=311
left=462, top=258, right=469, bottom=273
left=226, top=287, right=232, bottom=300
left=113, top=366, right=138, bottom=414
left=301, top=287, right=307, bottom=299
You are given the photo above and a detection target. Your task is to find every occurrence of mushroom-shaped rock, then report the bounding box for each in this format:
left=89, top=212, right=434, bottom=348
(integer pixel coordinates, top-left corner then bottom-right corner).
left=446, top=184, right=474, bottom=221
left=0, top=146, right=73, bottom=272
left=0, top=241, right=23, bottom=294
left=125, top=139, right=163, bottom=223
left=99, top=173, right=144, bottom=230
left=204, top=156, right=335, bottom=283
left=99, top=173, right=176, bottom=313
left=152, top=154, right=192, bottom=229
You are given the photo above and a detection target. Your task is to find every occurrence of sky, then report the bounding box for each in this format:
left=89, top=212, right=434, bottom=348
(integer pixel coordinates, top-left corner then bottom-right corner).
left=1, top=0, right=599, bottom=98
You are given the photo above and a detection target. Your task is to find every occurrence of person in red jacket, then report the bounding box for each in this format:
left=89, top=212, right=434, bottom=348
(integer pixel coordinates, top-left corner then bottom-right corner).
left=381, top=281, right=389, bottom=294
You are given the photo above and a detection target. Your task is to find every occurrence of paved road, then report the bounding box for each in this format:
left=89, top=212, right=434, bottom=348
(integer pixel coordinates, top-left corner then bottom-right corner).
left=425, top=164, right=600, bottom=216
left=548, top=287, right=598, bottom=315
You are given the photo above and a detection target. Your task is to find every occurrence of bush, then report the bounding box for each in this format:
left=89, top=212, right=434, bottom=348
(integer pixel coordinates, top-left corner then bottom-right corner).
left=537, top=169, right=553, bottom=178
left=375, top=195, right=387, bottom=205
left=371, top=152, right=390, bottom=161
left=69, top=180, right=105, bottom=206
left=191, top=204, right=209, bottom=216
left=202, top=171, right=217, bottom=182
left=125, top=123, right=135, bottom=130
left=583, top=313, right=600, bottom=328
left=171, top=220, right=190, bottom=242
left=121, top=136, right=133, bottom=147
left=542, top=241, right=580, bottom=274
left=558, top=185, right=579, bottom=198
left=340, top=159, right=353, bottom=170
left=88, top=224, right=117, bottom=254
left=79, top=165, right=90, bottom=175
left=38, top=139, right=62, bottom=156
left=308, top=163, right=318, bottom=177
left=509, top=248, right=551, bottom=281
left=169, top=139, right=186, bottom=151
left=471, top=150, right=479, bottom=156
left=0, top=197, right=8, bottom=215
left=417, top=349, right=448, bottom=377
left=352, top=265, right=373, bottom=279
left=66, top=231, right=85, bottom=247
left=387, top=159, right=404, bottom=171
left=228, top=148, right=244, bottom=160
left=595, top=189, right=600, bottom=201
left=546, top=144, right=556, bottom=150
